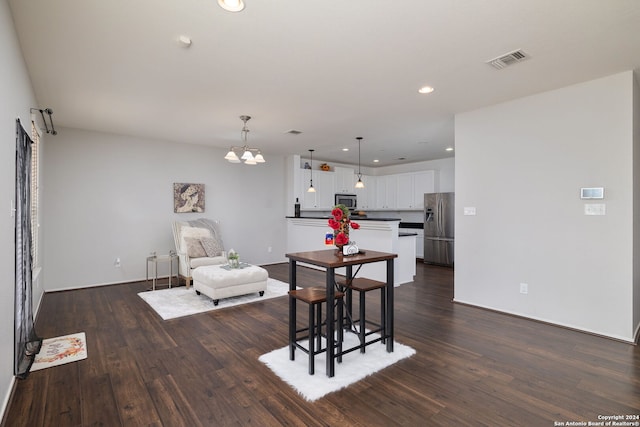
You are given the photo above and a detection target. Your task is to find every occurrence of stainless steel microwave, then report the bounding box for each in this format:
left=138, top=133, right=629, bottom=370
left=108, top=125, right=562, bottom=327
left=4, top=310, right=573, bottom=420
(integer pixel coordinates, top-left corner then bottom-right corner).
left=335, top=193, right=357, bottom=209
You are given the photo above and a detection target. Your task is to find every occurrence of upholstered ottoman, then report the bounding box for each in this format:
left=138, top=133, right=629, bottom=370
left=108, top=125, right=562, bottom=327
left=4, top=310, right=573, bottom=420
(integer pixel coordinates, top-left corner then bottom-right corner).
left=192, top=264, right=268, bottom=305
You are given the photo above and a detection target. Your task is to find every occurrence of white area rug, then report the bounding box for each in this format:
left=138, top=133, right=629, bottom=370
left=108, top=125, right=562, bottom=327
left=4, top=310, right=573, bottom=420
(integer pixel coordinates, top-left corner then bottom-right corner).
left=138, top=278, right=291, bottom=320
left=259, top=332, right=416, bottom=401
left=31, top=332, right=87, bottom=372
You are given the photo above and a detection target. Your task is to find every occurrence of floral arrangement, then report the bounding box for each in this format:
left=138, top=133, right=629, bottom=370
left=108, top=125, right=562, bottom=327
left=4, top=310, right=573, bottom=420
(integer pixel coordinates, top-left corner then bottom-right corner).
left=328, top=204, right=360, bottom=247
left=227, top=249, right=240, bottom=268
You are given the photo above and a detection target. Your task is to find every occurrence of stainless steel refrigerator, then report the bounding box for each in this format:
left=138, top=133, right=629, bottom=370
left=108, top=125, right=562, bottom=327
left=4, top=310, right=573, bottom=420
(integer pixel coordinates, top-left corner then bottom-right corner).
left=424, top=192, right=454, bottom=266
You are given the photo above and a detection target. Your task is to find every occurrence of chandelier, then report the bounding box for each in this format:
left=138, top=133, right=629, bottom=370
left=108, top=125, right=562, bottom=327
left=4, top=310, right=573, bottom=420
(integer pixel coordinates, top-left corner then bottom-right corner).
left=224, top=115, right=265, bottom=165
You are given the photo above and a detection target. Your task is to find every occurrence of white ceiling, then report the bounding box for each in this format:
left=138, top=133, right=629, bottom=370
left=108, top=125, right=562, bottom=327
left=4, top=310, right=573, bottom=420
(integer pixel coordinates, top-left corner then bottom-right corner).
left=8, top=0, right=640, bottom=167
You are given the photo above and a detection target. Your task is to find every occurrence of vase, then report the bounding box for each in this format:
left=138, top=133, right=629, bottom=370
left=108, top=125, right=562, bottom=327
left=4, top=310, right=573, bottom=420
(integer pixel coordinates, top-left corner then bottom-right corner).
left=335, top=231, right=349, bottom=255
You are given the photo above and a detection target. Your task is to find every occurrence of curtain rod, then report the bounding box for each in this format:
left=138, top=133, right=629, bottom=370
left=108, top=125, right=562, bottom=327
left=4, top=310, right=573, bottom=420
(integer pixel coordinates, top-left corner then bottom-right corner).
left=29, top=107, right=57, bottom=135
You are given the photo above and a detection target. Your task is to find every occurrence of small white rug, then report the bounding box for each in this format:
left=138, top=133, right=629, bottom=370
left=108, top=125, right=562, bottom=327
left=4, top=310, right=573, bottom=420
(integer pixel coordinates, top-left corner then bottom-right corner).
left=259, top=332, right=416, bottom=401
left=31, top=332, right=87, bottom=372
left=139, top=278, right=291, bottom=320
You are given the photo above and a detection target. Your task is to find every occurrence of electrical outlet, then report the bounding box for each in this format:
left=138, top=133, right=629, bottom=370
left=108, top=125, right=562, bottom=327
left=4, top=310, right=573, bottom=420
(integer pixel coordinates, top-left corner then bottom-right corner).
left=267, top=246, right=272, bottom=253
left=114, top=257, right=121, bottom=268
left=519, top=283, right=528, bottom=294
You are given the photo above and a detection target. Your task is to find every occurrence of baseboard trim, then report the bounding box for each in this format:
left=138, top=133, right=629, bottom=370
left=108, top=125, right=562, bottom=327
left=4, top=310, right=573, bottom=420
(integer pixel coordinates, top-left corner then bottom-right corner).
left=452, top=299, right=637, bottom=345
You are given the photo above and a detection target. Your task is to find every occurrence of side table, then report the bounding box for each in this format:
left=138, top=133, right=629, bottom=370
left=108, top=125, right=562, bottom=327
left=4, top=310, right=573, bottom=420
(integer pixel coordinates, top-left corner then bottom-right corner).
left=146, top=252, right=178, bottom=290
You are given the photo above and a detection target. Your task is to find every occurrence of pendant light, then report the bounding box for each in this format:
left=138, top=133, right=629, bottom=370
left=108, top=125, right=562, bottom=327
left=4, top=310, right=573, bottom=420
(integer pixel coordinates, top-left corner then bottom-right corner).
left=307, top=149, right=316, bottom=193
left=355, top=137, right=365, bottom=189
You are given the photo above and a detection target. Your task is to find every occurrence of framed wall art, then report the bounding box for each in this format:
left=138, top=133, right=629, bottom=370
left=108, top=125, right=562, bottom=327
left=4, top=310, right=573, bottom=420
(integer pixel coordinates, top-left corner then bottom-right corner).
left=173, top=183, right=205, bottom=213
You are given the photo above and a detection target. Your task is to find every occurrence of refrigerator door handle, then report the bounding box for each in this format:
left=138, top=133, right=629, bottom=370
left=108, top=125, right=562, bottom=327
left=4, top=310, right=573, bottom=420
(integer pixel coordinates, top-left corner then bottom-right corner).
left=437, top=196, right=443, bottom=236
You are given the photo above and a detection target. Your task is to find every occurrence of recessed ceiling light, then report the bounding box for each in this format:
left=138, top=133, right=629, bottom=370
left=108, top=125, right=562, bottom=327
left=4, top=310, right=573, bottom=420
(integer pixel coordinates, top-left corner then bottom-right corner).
left=218, top=0, right=245, bottom=12
left=342, top=148, right=349, bottom=152
left=373, top=159, right=380, bottom=163
left=446, top=147, right=454, bottom=151
left=418, top=86, right=435, bottom=94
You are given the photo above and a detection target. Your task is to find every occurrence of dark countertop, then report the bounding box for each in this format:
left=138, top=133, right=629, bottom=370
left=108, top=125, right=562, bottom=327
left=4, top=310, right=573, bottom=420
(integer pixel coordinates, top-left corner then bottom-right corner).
left=399, top=222, right=424, bottom=229
left=287, top=216, right=402, bottom=221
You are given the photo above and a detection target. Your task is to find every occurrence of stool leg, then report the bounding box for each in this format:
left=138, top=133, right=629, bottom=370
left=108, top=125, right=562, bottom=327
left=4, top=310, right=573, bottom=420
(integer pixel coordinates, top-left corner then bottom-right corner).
left=337, top=297, right=343, bottom=363
left=359, top=291, right=366, bottom=353
left=346, top=287, right=353, bottom=329
left=289, top=295, right=296, bottom=360
left=316, top=302, right=322, bottom=350
left=309, top=302, right=315, bottom=375
left=380, top=287, right=386, bottom=345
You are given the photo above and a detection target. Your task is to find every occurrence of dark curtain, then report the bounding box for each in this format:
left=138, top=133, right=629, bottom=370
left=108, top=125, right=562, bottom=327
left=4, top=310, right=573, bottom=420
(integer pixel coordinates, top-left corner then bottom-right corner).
left=14, top=118, right=41, bottom=379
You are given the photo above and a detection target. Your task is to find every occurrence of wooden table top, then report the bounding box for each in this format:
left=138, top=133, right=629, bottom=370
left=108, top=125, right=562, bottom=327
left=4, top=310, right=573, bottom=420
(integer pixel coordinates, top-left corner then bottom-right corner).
left=285, top=248, right=397, bottom=268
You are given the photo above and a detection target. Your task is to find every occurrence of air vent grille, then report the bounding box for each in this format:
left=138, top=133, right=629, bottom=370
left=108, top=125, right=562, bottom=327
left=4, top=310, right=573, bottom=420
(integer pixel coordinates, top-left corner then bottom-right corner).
left=486, top=49, right=529, bottom=70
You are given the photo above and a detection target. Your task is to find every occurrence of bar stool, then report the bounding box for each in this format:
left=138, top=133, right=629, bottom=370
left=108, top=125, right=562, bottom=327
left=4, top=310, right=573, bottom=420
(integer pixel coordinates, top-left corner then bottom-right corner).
left=288, top=287, right=344, bottom=375
left=337, top=277, right=386, bottom=353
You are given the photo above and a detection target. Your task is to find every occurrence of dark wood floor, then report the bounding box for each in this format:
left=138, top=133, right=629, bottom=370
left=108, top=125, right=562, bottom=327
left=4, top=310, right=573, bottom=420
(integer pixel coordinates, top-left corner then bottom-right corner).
left=3, top=262, right=639, bottom=426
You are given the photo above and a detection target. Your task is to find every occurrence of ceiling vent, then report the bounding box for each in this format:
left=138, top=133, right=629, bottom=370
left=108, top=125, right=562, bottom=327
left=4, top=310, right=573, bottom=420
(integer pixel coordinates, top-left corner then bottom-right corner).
left=285, top=129, right=303, bottom=135
left=486, top=49, right=529, bottom=70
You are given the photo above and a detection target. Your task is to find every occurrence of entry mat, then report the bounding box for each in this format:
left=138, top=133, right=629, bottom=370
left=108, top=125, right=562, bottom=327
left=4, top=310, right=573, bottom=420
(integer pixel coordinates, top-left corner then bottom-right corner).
left=31, top=332, right=87, bottom=372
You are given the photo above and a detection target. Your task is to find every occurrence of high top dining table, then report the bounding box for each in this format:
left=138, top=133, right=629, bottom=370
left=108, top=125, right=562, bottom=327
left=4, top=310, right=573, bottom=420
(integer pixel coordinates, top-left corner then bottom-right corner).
left=285, top=249, right=398, bottom=377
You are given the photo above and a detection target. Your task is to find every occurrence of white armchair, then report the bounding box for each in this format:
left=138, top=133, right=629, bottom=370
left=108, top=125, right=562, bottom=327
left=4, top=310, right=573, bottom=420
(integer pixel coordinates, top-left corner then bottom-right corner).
left=172, top=219, right=227, bottom=288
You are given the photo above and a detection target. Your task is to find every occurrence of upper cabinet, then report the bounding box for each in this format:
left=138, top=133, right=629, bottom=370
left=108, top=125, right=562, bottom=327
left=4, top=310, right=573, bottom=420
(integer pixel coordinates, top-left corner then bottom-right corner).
left=412, top=170, right=436, bottom=209
left=334, top=166, right=356, bottom=193
left=396, top=171, right=435, bottom=209
left=354, top=174, right=374, bottom=209
left=375, top=175, right=398, bottom=209
left=300, top=168, right=335, bottom=209
left=290, top=159, right=438, bottom=212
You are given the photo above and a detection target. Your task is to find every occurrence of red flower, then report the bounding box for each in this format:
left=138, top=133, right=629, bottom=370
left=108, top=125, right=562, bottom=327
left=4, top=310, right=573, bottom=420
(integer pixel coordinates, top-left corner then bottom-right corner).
left=350, top=221, right=360, bottom=230
left=328, top=219, right=340, bottom=230
left=335, top=232, right=349, bottom=245
left=331, top=208, right=343, bottom=221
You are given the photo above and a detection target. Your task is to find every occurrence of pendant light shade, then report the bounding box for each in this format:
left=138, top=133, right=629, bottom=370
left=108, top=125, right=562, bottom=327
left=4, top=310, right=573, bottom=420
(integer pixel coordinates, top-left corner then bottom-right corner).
left=355, top=137, right=365, bottom=189
left=307, top=149, right=316, bottom=193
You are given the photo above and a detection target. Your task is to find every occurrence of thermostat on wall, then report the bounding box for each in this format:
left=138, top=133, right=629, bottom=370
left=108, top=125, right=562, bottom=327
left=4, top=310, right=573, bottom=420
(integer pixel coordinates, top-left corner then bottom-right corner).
left=580, top=187, right=604, bottom=199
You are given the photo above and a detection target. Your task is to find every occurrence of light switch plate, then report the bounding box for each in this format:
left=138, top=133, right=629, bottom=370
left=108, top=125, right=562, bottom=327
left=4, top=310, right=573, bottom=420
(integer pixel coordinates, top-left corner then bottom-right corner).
left=464, top=207, right=476, bottom=216
left=584, top=203, right=606, bottom=215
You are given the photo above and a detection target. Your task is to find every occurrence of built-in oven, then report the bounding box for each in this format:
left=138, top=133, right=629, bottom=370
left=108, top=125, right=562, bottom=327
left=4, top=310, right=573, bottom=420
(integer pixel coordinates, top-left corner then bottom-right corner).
left=335, top=193, right=357, bottom=210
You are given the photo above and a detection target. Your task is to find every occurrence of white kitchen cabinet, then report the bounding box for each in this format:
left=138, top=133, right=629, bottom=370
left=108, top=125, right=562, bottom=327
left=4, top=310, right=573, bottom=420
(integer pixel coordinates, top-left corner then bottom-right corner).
left=375, top=175, right=398, bottom=209
left=415, top=229, right=424, bottom=258
left=300, top=168, right=335, bottom=209
left=364, top=175, right=377, bottom=209
left=412, top=171, right=436, bottom=210
left=395, top=171, right=436, bottom=210
left=354, top=174, right=374, bottom=209
left=334, top=166, right=355, bottom=193
left=396, top=174, right=414, bottom=209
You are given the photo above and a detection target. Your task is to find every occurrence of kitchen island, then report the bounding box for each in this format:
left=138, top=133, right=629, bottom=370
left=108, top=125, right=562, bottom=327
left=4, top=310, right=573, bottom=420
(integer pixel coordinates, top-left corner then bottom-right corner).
left=286, top=216, right=415, bottom=285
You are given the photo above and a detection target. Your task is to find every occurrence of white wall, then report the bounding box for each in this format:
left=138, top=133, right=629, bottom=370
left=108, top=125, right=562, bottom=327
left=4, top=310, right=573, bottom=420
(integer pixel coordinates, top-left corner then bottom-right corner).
left=633, top=73, right=640, bottom=337
left=0, top=0, right=40, bottom=416
left=42, top=127, right=288, bottom=290
left=455, top=71, right=637, bottom=342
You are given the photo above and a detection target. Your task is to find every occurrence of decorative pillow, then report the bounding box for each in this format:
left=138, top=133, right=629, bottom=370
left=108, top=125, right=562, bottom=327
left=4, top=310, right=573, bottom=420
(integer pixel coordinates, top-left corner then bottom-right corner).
left=201, top=237, right=224, bottom=257
left=184, top=237, right=207, bottom=258
left=180, top=226, right=211, bottom=254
